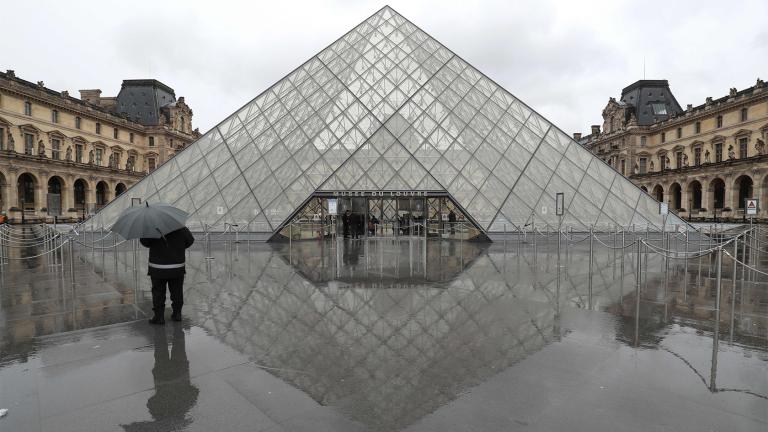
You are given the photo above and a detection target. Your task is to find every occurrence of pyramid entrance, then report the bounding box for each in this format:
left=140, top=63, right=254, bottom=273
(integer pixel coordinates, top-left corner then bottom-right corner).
left=86, top=6, right=685, bottom=239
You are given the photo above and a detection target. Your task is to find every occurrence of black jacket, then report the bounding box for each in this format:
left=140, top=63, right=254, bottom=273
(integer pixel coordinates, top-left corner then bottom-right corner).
left=140, top=227, right=195, bottom=278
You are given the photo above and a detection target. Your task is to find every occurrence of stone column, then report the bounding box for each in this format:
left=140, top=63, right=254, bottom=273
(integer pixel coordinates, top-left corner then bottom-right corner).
left=701, top=177, right=711, bottom=220
left=7, top=170, right=18, bottom=212
left=65, top=175, right=76, bottom=218
left=86, top=176, right=97, bottom=213
left=37, top=171, right=48, bottom=218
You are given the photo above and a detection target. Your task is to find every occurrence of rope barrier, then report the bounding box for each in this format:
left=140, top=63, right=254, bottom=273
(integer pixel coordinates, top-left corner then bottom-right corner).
left=723, top=249, right=768, bottom=278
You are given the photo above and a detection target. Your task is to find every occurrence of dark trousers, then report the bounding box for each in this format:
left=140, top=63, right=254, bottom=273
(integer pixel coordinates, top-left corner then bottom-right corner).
left=151, top=276, right=184, bottom=312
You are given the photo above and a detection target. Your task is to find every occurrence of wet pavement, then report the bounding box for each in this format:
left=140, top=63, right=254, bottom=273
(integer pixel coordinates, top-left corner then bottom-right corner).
left=0, top=227, right=766, bottom=431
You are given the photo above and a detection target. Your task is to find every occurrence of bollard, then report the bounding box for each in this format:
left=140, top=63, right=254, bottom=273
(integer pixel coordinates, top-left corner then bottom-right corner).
left=634, top=238, right=642, bottom=347
left=683, top=230, right=689, bottom=302
left=710, top=246, right=723, bottom=392
left=730, top=236, right=739, bottom=343
left=588, top=226, right=594, bottom=309
left=68, top=238, right=76, bottom=286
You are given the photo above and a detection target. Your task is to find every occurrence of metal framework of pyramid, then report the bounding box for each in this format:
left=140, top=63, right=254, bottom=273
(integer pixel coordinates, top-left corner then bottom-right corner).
left=89, top=6, right=685, bottom=235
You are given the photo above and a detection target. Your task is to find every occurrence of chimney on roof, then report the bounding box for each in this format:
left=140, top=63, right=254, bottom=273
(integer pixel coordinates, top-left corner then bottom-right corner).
left=6, top=70, right=14, bottom=78
left=686, top=104, right=692, bottom=111
left=79, top=89, right=102, bottom=105
left=178, top=96, right=185, bottom=104
left=591, top=125, right=601, bottom=135
left=573, top=132, right=582, bottom=140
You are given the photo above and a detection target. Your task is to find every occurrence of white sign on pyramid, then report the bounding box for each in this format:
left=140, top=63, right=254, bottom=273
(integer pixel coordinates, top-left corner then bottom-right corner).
left=88, top=6, right=686, bottom=236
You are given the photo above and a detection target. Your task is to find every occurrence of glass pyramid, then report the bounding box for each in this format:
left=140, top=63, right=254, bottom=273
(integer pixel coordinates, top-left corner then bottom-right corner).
left=88, top=6, right=685, bottom=234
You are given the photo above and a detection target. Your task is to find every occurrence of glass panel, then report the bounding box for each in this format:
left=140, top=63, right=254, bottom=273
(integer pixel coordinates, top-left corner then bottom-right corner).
left=492, top=157, right=521, bottom=188
left=242, top=158, right=272, bottom=191
left=210, top=158, right=240, bottom=190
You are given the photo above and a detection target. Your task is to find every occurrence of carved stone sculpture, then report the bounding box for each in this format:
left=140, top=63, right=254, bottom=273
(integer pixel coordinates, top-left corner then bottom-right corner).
left=38, top=140, right=45, bottom=157
left=88, top=150, right=94, bottom=164
left=756, top=138, right=765, bottom=155
left=65, top=146, right=72, bottom=161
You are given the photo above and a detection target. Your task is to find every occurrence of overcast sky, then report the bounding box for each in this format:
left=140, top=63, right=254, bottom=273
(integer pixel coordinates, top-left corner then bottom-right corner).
left=2, top=0, right=766, bottom=136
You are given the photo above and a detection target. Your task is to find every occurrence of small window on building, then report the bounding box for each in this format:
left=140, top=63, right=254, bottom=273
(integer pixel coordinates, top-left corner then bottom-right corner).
left=676, top=127, right=681, bottom=139
left=24, top=133, right=34, bottom=155
left=715, top=142, right=723, bottom=162
left=75, top=144, right=83, bottom=163
left=640, top=136, right=646, bottom=146
left=24, top=101, right=32, bottom=116
left=661, top=132, right=666, bottom=143
left=95, top=148, right=103, bottom=166
left=129, top=132, right=134, bottom=143
left=716, top=115, right=723, bottom=128
left=651, top=103, right=667, bottom=115
left=148, top=157, right=156, bottom=172
left=694, top=147, right=701, bottom=166
left=695, top=121, right=701, bottom=134
left=113, top=128, right=119, bottom=139
left=96, top=122, right=101, bottom=134
left=148, top=136, right=155, bottom=147
left=659, top=154, right=666, bottom=171
left=620, top=159, right=626, bottom=175
left=0, top=127, right=4, bottom=150
left=639, top=157, right=647, bottom=174
left=741, top=107, right=748, bottom=122
left=51, top=110, right=59, bottom=123
left=51, top=139, right=61, bottom=160
left=739, top=137, right=748, bottom=158
left=75, top=116, right=81, bottom=129
left=676, top=151, right=683, bottom=169
left=169, top=138, right=173, bottom=148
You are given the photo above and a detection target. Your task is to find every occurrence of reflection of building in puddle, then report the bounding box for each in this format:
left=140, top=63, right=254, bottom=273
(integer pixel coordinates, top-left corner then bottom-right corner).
left=184, top=243, right=555, bottom=431
left=273, top=238, right=488, bottom=285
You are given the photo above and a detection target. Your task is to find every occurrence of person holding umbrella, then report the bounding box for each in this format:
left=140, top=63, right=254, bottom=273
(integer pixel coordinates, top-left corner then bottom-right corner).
left=111, top=202, right=194, bottom=324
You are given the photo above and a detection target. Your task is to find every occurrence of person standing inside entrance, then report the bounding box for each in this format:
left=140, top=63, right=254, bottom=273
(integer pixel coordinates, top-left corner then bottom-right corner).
left=140, top=227, right=195, bottom=324
left=342, top=210, right=352, bottom=238
left=448, top=210, right=456, bottom=235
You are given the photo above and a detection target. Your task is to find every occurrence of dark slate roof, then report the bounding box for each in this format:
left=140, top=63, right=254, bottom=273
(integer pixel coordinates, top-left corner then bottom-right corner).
left=619, top=80, right=683, bottom=126
left=115, top=79, right=176, bottom=126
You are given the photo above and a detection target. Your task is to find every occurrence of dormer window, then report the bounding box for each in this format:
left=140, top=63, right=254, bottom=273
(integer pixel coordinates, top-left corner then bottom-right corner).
left=651, top=103, right=667, bottom=115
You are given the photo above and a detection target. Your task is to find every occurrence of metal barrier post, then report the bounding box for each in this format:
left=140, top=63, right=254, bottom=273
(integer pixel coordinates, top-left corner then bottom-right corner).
left=683, top=229, right=689, bottom=302
left=68, top=238, right=76, bottom=286
left=588, top=226, right=594, bottom=309
left=133, top=239, right=139, bottom=295
left=634, top=238, right=642, bottom=347
left=730, top=236, right=739, bottom=343
left=113, top=233, right=118, bottom=273
left=710, top=246, right=723, bottom=392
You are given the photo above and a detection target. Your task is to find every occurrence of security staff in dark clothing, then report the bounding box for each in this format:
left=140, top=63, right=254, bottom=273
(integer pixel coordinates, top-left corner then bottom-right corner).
left=140, top=227, right=195, bottom=324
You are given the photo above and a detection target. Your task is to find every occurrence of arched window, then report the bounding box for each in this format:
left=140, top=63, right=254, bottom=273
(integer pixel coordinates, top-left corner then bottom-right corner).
left=74, top=179, right=87, bottom=210
left=17, top=173, right=36, bottom=208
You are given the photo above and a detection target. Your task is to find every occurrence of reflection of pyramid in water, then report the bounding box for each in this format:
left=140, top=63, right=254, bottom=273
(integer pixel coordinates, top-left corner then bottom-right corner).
left=89, top=6, right=685, bottom=234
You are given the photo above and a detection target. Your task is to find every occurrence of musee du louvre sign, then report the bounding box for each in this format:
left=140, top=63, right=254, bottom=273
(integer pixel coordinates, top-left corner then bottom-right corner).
left=88, top=6, right=683, bottom=236
left=315, top=190, right=444, bottom=197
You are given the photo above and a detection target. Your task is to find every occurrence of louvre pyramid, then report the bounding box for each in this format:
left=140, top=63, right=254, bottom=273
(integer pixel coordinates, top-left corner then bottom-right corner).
left=90, top=6, right=685, bottom=234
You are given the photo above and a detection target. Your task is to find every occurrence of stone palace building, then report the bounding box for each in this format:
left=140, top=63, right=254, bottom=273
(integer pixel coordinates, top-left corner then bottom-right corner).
left=0, top=70, right=200, bottom=222
left=578, top=78, right=768, bottom=222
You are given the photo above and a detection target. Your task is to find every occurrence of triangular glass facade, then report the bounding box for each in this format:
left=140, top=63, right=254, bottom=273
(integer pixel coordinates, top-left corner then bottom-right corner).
left=88, top=6, right=685, bottom=235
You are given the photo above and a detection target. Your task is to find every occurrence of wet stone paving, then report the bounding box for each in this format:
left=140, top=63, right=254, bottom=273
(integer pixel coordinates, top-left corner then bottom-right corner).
left=0, top=226, right=766, bottom=431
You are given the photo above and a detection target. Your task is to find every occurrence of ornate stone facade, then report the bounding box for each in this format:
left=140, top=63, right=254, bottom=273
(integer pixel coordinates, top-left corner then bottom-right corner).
left=578, top=78, right=768, bottom=222
left=0, top=70, right=201, bottom=222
